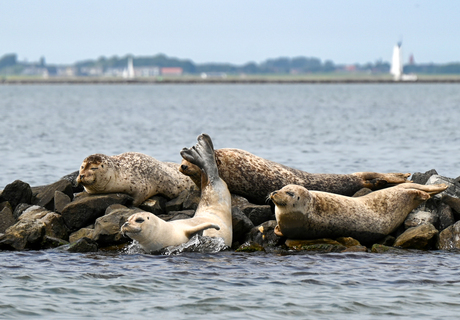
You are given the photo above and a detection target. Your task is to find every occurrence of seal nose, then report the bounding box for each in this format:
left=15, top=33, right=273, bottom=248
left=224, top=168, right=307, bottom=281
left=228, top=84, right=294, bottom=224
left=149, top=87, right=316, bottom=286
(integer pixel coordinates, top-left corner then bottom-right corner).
left=181, top=164, right=188, bottom=171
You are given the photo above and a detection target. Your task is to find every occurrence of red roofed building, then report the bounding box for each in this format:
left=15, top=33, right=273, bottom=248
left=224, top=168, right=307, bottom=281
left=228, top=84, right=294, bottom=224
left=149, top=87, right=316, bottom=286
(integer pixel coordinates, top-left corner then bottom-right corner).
left=161, top=67, right=183, bottom=76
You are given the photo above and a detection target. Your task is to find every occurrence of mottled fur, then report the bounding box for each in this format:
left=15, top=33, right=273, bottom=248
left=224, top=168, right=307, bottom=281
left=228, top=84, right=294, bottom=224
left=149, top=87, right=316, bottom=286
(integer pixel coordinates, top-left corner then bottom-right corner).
left=270, top=183, right=447, bottom=244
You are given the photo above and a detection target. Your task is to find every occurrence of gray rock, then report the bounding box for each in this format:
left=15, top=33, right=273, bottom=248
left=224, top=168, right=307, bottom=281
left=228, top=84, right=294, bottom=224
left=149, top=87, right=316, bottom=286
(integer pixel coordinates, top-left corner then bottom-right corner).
left=138, top=195, right=167, bottom=215
left=245, top=220, right=283, bottom=247
left=0, top=180, right=32, bottom=209
left=411, top=169, right=438, bottom=185
left=169, top=210, right=195, bottom=221
left=60, top=171, right=84, bottom=193
left=41, top=212, right=69, bottom=241
left=393, top=223, right=438, bottom=250
left=231, top=194, right=251, bottom=210
left=437, top=203, right=455, bottom=231
left=93, top=205, right=142, bottom=246
left=242, top=205, right=274, bottom=226
left=13, top=203, right=34, bottom=220
left=231, top=207, right=254, bottom=246
left=404, top=210, right=438, bottom=229
left=32, top=179, right=74, bottom=211
left=0, top=205, right=16, bottom=233
left=66, top=237, right=98, bottom=253
left=441, top=195, right=460, bottom=218
left=426, top=175, right=460, bottom=199
left=54, top=190, right=71, bottom=213
left=182, top=189, right=201, bottom=210
left=18, top=205, right=50, bottom=221
left=165, top=190, right=188, bottom=213
left=61, top=193, right=134, bottom=231
left=371, top=244, right=407, bottom=253
left=437, top=221, right=460, bottom=250
left=41, top=236, right=69, bottom=249
left=69, top=227, right=95, bottom=243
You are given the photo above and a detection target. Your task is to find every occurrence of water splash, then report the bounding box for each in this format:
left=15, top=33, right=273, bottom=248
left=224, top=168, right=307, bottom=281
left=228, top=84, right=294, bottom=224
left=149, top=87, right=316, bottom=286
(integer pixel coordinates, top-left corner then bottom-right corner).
left=161, top=235, right=228, bottom=255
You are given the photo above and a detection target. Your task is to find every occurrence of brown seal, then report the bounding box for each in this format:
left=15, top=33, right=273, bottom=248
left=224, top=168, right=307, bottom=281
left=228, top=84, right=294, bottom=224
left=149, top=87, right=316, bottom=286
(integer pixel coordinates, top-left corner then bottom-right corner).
left=270, top=183, right=447, bottom=244
left=76, top=152, right=194, bottom=206
left=180, top=148, right=410, bottom=204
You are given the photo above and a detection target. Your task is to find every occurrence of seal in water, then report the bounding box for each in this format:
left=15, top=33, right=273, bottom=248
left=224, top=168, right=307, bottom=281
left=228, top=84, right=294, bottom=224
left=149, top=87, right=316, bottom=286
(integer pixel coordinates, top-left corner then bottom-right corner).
left=120, top=211, right=220, bottom=253
left=179, top=134, right=233, bottom=247
left=270, top=183, right=447, bottom=244
left=180, top=148, right=410, bottom=204
left=76, top=152, right=194, bottom=206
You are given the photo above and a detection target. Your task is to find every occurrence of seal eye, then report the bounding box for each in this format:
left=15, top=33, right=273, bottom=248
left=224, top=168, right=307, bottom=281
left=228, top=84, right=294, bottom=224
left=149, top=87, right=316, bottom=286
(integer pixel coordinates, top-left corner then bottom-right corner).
left=135, top=218, right=145, bottom=223
left=101, top=164, right=104, bottom=168
left=286, top=191, right=295, bottom=197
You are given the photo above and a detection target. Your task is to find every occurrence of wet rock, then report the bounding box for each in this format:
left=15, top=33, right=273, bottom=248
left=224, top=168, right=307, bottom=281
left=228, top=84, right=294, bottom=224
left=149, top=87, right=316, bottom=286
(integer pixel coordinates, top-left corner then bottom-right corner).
left=69, top=227, right=95, bottom=243
left=437, top=203, right=455, bottom=231
left=61, top=193, right=133, bottom=231
left=393, top=223, right=438, bottom=250
left=0, top=219, right=46, bottom=250
left=371, top=244, right=406, bottom=253
left=54, top=190, right=71, bottom=213
left=342, top=245, right=368, bottom=253
left=242, top=205, right=274, bottom=226
left=235, top=241, right=265, bottom=252
left=336, top=237, right=361, bottom=247
left=0, top=180, right=32, bottom=209
left=231, top=207, right=254, bottom=246
left=285, top=238, right=347, bottom=252
left=41, top=236, right=69, bottom=249
left=0, top=205, right=15, bottom=233
left=138, top=195, right=167, bottom=215
left=437, top=221, right=460, bottom=250
left=245, top=220, right=283, bottom=248
left=411, top=169, right=438, bottom=184
left=404, top=210, right=438, bottom=229
left=32, top=179, right=74, bottom=211
left=93, top=205, right=142, bottom=246
left=66, top=237, right=98, bottom=253
left=352, top=188, right=372, bottom=197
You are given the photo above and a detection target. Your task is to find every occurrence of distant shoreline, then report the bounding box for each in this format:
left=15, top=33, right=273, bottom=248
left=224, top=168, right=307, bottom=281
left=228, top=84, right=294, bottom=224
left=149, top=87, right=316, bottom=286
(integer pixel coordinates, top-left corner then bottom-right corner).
left=2, top=77, right=460, bottom=84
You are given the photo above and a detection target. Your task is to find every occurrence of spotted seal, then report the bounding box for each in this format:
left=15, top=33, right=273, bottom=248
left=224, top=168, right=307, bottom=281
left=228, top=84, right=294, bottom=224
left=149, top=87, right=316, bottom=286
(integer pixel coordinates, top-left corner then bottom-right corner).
left=76, top=152, right=194, bottom=206
left=270, top=183, right=447, bottom=244
left=180, top=148, right=410, bottom=204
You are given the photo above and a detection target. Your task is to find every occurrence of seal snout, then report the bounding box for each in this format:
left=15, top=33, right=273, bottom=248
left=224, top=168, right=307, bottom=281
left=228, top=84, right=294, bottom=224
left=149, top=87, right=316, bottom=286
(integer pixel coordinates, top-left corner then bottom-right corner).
left=181, top=164, right=188, bottom=171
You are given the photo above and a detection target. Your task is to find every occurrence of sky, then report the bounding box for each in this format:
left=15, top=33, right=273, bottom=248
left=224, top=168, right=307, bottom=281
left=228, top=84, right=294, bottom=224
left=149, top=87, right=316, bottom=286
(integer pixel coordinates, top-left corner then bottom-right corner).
left=1, top=0, right=459, bottom=66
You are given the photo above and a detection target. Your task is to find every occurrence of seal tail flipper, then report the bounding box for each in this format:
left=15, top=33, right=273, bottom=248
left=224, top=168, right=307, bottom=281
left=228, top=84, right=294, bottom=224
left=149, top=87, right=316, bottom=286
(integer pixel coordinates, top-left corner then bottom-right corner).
left=184, top=222, right=221, bottom=238
left=180, top=133, right=219, bottom=179
left=398, top=182, right=448, bottom=196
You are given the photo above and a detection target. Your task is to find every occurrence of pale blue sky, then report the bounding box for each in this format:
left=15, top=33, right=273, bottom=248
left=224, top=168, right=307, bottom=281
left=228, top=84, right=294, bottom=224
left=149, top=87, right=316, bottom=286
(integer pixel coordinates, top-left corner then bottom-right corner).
left=1, top=0, right=459, bottom=65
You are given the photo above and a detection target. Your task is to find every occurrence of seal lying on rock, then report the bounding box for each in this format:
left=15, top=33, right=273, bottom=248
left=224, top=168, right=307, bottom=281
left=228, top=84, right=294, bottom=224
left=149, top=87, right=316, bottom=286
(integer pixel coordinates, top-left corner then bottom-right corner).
left=76, top=152, right=194, bottom=206
left=121, top=134, right=232, bottom=252
left=180, top=148, right=410, bottom=204
left=270, top=183, right=447, bottom=244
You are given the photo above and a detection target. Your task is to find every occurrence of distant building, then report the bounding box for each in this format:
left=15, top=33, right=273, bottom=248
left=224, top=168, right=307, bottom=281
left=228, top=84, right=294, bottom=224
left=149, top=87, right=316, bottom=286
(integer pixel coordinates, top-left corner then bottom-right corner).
left=161, top=67, right=183, bottom=76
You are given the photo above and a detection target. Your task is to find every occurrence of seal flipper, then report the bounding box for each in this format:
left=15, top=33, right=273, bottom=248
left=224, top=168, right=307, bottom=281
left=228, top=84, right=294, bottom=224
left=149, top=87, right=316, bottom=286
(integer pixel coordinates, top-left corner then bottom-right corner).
left=184, top=222, right=221, bottom=238
left=180, top=133, right=219, bottom=180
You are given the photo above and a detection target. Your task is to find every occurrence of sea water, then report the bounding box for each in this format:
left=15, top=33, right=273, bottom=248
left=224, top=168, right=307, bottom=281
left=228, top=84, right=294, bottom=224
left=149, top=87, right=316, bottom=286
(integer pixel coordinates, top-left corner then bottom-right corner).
left=1, top=83, right=460, bottom=319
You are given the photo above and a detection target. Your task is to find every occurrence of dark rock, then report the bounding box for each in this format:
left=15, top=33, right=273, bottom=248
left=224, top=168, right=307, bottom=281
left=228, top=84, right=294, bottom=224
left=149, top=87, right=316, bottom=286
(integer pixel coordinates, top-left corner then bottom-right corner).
left=0, top=205, right=16, bottom=233
left=182, top=189, right=201, bottom=210
left=245, top=220, right=283, bottom=247
left=426, top=175, right=460, bottom=199
left=231, top=207, right=254, bottom=246
left=41, top=212, right=69, bottom=241
left=342, top=245, right=368, bottom=252
left=285, top=238, right=347, bottom=252
left=437, top=221, right=460, bottom=250
left=138, top=195, right=167, bottom=215
left=169, top=210, right=195, bottom=221
left=378, top=235, right=395, bottom=246
left=442, top=195, right=460, bottom=218
left=404, top=210, right=438, bottom=229
left=242, top=205, right=274, bottom=226
left=352, top=188, right=372, bottom=197
left=231, top=194, right=251, bottom=210
left=393, top=223, right=438, bottom=250
left=32, top=180, right=73, bottom=211
left=371, top=244, right=406, bottom=253
left=61, top=193, right=134, bottom=231
left=336, top=237, right=361, bottom=247
left=41, top=236, right=69, bottom=249
left=0, top=180, right=32, bottom=209
left=411, top=169, right=438, bottom=185
left=0, top=219, right=46, bottom=250
left=93, top=205, right=142, bottom=246
left=69, top=228, right=95, bottom=243
left=235, top=241, right=265, bottom=252
left=66, top=237, right=98, bottom=253
left=60, top=171, right=83, bottom=193
left=165, top=190, right=188, bottom=213
left=438, top=203, right=455, bottom=231
left=54, top=190, right=71, bottom=213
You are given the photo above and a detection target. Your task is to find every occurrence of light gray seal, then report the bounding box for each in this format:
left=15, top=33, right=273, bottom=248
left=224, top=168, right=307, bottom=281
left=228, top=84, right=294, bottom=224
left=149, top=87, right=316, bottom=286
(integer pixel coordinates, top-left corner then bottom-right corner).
left=270, top=183, right=447, bottom=244
left=180, top=148, right=410, bottom=204
left=76, top=152, right=194, bottom=206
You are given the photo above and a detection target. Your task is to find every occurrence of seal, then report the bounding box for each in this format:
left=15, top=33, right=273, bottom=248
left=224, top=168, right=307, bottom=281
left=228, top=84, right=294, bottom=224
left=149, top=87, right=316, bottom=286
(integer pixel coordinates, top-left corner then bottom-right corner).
left=121, top=134, right=232, bottom=252
left=180, top=147, right=410, bottom=204
left=76, top=152, right=194, bottom=206
left=270, top=183, right=447, bottom=244
left=121, top=211, right=220, bottom=252
left=179, top=134, right=233, bottom=246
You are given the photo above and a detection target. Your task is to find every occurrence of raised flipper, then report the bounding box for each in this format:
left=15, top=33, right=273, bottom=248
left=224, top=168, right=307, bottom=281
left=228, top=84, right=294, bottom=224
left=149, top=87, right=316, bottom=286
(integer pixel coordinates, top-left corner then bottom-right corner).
left=180, top=133, right=219, bottom=180
left=356, top=172, right=411, bottom=189
left=185, top=222, right=221, bottom=238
